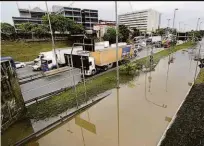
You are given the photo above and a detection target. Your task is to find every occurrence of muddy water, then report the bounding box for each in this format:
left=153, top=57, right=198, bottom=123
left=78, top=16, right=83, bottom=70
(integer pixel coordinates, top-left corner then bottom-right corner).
left=26, top=49, right=199, bottom=146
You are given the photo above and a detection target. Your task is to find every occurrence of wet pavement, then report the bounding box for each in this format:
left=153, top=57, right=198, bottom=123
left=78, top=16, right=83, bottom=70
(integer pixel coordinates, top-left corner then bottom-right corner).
left=26, top=46, right=200, bottom=146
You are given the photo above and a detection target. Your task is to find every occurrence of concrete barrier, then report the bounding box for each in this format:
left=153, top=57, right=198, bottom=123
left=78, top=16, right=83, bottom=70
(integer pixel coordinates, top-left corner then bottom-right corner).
left=43, top=66, right=71, bottom=76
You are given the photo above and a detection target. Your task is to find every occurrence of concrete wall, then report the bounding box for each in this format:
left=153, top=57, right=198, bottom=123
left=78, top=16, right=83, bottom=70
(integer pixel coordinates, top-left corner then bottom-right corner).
left=19, top=12, right=31, bottom=18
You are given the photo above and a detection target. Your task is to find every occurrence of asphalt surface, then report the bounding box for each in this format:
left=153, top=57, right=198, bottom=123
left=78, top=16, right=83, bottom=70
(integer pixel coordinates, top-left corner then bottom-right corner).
left=17, top=46, right=165, bottom=102
left=20, top=68, right=81, bottom=102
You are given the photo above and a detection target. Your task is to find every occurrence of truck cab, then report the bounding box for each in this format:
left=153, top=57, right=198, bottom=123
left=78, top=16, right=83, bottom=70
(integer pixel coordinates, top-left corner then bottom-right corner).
left=41, top=57, right=57, bottom=71
left=84, top=57, right=96, bottom=76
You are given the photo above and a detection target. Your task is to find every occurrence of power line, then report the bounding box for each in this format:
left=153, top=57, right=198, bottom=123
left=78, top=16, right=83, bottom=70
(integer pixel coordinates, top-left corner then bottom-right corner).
left=68, top=1, right=75, bottom=7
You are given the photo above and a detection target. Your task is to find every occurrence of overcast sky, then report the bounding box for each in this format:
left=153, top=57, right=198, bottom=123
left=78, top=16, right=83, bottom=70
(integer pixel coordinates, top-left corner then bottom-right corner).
left=1, top=1, right=204, bottom=31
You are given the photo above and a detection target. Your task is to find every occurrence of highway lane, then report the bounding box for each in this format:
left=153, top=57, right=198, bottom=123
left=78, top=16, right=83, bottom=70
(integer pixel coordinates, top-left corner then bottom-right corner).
left=20, top=68, right=81, bottom=102
left=18, top=46, right=165, bottom=102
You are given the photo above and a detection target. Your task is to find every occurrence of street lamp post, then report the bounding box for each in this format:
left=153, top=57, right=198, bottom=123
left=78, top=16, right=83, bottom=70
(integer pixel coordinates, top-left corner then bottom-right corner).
left=167, top=19, right=171, bottom=28
left=184, top=24, right=187, bottom=32
left=196, top=18, right=200, bottom=31
left=115, top=1, right=119, bottom=89
left=199, top=21, right=203, bottom=30
left=179, top=21, right=183, bottom=32
left=45, top=1, right=59, bottom=69
left=172, top=8, right=178, bottom=34
left=172, top=8, right=178, bottom=50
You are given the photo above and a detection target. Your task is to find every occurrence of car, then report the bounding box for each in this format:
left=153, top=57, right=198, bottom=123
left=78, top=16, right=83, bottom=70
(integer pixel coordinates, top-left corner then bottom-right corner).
left=15, top=62, right=26, bottom=69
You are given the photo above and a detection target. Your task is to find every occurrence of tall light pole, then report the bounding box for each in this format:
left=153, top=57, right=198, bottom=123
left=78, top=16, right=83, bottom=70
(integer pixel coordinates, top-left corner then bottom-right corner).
left=167, top=19, right=171, bottom=28
left=172, top=8, right=178, bottom=33
left=45, top=1, right=59, bottom=69
left=199, top=21, right=203, bottom=30
left=115, top=1, right=119, bottom=89
left=184, top=24, right=187, bottom=32
left=179, top=21, right=183, bottom=32
left=196, top=18, right=200, bottom=31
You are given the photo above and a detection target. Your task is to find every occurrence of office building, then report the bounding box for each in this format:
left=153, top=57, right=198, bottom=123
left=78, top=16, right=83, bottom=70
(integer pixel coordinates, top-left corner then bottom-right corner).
left=53, top=6, right=99, bottom=30
left=12, top=5, right=99, bottom=32
left=81, top=9, right=99, bottom=30
left=99, top=20, right=116, bottom=25
left=119, top=9, right=161, bottom=33
left=12, top=7, right=45, bottom=30
left=53, top=5, right=82, bottom=24
left=93, top=20, right=116, bottom=39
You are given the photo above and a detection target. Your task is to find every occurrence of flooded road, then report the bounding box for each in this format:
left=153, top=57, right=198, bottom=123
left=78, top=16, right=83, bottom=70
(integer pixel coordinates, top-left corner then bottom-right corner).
left=26, top=48, right=200, bottom=146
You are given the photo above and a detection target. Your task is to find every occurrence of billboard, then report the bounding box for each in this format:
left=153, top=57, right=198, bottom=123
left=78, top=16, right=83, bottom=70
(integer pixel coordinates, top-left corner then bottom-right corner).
left=122, top=46, right=131, bottom=58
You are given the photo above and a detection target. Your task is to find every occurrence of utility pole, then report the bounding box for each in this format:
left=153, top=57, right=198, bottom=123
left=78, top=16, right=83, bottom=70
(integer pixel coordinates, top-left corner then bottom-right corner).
left=172, top=8, right=178, bottom=29
left=45, top=1, right=59, bottom=69
left=115, top=1, right=119, bottom=89
left=167, top=19, right=171, bottom=28
left=179, top=21, right=183, bottom=32
left=199, top=21, right=203, bottom=31
left=196, top=18, right=200, bottom=31
left=172, top=8, right=178, bottom=49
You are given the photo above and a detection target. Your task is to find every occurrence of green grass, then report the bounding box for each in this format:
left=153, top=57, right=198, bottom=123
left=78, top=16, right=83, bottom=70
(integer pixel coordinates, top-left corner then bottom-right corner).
left=27, top=42, right=195, bottom=120
left=195, top=68, right=204, bottom=84
left=1, top=41, right=70, bottom=62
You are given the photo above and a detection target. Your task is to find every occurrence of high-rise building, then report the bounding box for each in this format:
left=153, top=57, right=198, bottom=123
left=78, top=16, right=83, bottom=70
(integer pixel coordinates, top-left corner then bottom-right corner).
left=119, top=9, right=161, bottom=33
left=53, top=6, right=82, bottom=24
left=81, top=9, right=98, bottom=30
left=12, top=7, right=45, bottom=31
left=53, top=6, right=99, bottom=30
left=12, top=5, right=99, bottom=32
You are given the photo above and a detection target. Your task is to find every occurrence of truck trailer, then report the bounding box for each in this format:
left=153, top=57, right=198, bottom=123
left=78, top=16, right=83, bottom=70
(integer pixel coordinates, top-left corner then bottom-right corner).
left=64, top=44, right=134, bottom=76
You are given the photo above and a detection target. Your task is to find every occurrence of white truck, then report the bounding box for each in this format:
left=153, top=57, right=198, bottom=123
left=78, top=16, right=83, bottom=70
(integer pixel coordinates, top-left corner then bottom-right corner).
left=149, top=36, right=162, bottom=43
left=32, top=47, right=83, bottom=71
left=32, top=51, right=57, bottom=71
left=64, top=43, right=135, bottom=76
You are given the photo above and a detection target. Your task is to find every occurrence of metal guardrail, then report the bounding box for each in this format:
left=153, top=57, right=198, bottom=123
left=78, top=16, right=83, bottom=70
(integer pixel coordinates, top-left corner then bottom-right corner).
left=24, top=86, right=72, bottom=105
left=18, top=73, right=42, bottom=81
left=19, top=67, right=71, bottom=85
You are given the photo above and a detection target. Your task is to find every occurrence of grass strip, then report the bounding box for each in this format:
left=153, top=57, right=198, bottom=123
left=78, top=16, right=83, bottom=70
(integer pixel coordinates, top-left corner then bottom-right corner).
left=1, top=41, right=70, bottom=62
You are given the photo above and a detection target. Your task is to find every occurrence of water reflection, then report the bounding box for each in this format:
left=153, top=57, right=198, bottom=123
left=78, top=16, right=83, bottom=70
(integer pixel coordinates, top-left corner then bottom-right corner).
left=116, top=88, right=120, bottom=146
left=165, top=54, right=175, bottom=92
left=11, top=43, right=202, bottom=146
left=144, top=46, right=167, bottom=108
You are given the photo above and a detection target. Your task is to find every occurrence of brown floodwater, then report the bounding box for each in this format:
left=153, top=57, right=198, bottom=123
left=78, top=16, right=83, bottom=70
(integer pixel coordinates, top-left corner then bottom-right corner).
left=26, top=49, right=200, bottom=146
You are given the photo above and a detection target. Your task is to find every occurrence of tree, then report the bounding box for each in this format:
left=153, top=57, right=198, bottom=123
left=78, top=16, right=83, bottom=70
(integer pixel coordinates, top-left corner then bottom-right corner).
left=131, top=28, right=140, bottom=39
left=31, top=24, right=49, bottom=38
left=119, top=25, right=130, bottom=42
left=1, top=23, right=15, bottom=34
left=42, top=14, right=68, bottom=35
left=18, top=22, right=35, bottom=33
left=42, top=14, right=84, bottom=36
left=103, top=27, right=123, bottom=44
left=70, top=23, right=84, bottom=34
left=155, top=28, right=165, bottom=36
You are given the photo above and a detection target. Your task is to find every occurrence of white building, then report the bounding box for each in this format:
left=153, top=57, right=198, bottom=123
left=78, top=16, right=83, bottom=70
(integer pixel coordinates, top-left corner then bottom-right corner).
left=119, top=9, right=161, bottom=33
